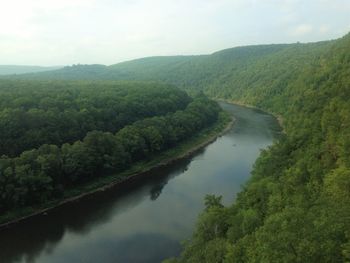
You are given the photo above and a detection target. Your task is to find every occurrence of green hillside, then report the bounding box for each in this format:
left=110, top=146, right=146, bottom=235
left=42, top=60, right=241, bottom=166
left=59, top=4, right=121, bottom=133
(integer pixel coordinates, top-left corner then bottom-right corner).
left=9, top=43, right=302, bottom=90
left=165, top=34, right=350, bottom=262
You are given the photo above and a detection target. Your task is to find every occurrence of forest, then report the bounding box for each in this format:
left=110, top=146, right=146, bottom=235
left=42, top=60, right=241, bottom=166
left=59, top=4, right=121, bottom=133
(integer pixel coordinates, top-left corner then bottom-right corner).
left=0, top=80, right=191, bottom=156
left=0, top=80, right=222, bottom=220
left=164, top=34, right=350, bottom=262
left=1, top=30, right=349, bottom=262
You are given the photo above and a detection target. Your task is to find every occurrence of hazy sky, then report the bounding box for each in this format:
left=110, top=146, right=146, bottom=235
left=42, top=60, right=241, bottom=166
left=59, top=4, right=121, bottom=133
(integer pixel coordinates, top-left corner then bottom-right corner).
left=1, top=0, right=349, bottom=66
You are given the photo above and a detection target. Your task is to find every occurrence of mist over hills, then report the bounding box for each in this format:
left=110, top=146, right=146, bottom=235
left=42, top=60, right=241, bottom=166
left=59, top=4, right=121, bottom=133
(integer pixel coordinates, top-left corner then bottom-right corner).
left=0, top=65, right=62, bottom=75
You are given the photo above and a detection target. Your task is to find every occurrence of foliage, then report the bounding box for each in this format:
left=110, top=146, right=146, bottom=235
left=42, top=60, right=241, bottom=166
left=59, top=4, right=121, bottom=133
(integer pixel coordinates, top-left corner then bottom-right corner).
left=0, top=94, right=221, bottom=216
left=167, top=34, right=350, bottom=262
left=0, top=80, right=191, bottom=156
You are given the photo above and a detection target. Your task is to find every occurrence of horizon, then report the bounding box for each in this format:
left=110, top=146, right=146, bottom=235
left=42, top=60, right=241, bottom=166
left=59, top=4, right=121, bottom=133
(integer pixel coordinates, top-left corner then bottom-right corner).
left=1, top=0, right=350, bottom=66
left=1, top=33, right=346, bottom=68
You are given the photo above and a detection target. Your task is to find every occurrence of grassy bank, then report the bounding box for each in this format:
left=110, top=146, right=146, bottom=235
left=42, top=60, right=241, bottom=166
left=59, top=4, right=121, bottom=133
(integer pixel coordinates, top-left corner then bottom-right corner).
left=0, top=111, right=233, bottom=227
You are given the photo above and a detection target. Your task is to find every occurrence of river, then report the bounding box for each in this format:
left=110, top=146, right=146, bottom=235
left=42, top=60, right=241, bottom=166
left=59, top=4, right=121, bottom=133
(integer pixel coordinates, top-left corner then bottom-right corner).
left=0, top=102, right=281, bottom=263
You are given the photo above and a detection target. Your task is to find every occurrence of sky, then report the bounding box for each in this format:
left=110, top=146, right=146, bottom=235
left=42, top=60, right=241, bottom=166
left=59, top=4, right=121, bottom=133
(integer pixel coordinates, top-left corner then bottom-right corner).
left=0, top=0, right=349, bottom=66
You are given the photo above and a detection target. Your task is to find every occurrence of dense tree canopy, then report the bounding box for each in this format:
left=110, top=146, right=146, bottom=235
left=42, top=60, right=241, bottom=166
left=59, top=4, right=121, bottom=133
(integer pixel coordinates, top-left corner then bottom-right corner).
left=165, top=34, right=350, bottom=263
left=0, top=80, right=191, bottom=156
left=0, top=92, right=222, bottom=217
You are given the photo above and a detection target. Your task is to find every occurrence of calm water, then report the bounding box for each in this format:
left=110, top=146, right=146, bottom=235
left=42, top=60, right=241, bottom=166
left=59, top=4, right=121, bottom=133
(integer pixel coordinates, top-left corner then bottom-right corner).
left=0, top=102, right=281, bottom=263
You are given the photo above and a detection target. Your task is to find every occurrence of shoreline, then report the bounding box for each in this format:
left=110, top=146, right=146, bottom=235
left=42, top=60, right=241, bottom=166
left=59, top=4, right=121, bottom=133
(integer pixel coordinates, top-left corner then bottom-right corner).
left=217, top=99, right=285, bottom=133
left=0, top=114, right=234, bottom=230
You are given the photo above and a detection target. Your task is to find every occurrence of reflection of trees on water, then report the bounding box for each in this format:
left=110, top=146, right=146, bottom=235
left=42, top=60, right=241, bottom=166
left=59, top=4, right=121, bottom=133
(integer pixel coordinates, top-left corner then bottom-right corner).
left=150, top=183, right=166, bottom=201
left=149, top=148, right=208, bottom=201
left=0, top=157, right=194, bottom=263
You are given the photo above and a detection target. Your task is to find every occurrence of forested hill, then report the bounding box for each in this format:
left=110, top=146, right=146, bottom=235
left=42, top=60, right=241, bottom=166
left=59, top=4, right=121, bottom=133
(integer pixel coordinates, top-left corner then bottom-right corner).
left=166, top=33, right=350, bottom=262
left=7, top=42, right=321, bottom=91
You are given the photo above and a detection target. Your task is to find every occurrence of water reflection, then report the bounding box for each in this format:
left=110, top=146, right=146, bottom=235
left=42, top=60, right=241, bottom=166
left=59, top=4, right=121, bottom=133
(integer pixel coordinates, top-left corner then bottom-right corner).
left=0, top=156, right=197, bottom=263
left=0, top=102, right=280, bottom=263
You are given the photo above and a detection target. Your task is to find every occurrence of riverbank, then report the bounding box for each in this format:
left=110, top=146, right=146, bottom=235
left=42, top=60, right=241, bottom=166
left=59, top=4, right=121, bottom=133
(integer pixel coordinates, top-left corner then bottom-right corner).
left=0, top=112, right=234, bottom=229
left=217, top=99, right=285, bottom=133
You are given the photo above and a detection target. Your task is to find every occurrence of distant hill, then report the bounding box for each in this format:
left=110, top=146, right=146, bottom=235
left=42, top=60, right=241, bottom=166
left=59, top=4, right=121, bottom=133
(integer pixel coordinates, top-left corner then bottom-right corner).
left=0, top=65, right=62, bottom=75
left=13, top=45, right=293, bottom=86
left=9, top=42, right=332, bottom=96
